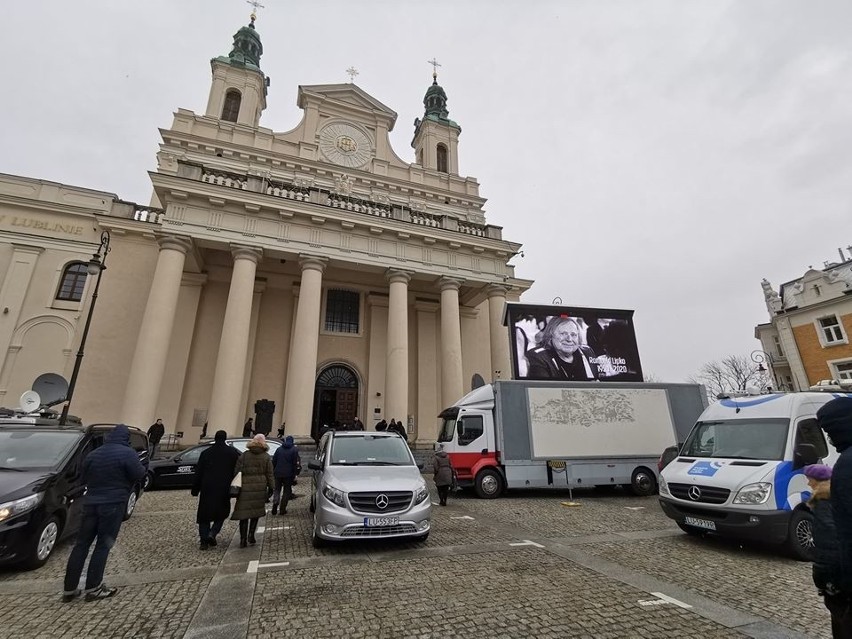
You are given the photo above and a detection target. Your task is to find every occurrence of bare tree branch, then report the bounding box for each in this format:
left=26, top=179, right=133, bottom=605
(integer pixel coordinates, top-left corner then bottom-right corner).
left=690, top=354, right=772, bottom=399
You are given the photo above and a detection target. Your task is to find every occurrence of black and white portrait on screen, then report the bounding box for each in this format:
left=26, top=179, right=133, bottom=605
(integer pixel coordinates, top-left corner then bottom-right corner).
left=506, top=303, right=644, bottom=382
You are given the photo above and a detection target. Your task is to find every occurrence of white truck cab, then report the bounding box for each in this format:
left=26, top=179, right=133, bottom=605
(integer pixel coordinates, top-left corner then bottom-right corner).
left=659, top=391, right=849, bottom=560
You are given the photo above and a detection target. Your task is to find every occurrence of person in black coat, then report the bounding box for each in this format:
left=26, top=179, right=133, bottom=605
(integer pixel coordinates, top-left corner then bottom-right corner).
left=818, top=396, right=852, bottom=637
left=191, top=430, right=241, bottom=550
left=271, top=436, right=300, bottom=515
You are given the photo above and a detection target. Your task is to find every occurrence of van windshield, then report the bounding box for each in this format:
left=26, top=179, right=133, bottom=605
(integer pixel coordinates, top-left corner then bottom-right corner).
left=682, top=419, right=790, bottom=461
left=437, top=416, right=457, bottom=443
left=330, top=436, right=414, bottom=466
left=0, top=430, right=83, bottom=470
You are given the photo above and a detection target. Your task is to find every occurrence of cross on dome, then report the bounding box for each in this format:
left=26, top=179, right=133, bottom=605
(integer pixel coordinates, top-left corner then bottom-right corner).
left=246, top=0, right=265, bottom=23
left=427, top=57, right=442, bottom=81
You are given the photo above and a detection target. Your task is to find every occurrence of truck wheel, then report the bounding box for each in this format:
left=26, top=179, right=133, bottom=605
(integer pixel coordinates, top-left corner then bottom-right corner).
left=628, top=467, right=657, bottom=496
left=786, top=509, right=815, bottom=561
left=474, top=469, right=503, bottom=499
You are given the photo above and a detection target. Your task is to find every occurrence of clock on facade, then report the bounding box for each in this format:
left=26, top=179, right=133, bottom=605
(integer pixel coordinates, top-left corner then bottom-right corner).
left=318, top=123, right=373, bottom=168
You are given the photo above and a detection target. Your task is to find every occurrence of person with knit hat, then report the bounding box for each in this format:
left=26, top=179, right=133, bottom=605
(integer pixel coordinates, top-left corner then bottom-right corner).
left=231, top=434, right=274, bottom=548
left=817, top=396, right=852, bottom=637
left=803, top=463, right=847, bottom=636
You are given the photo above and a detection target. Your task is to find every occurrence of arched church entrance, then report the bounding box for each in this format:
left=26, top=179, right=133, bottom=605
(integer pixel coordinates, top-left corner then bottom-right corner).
left=311, top=364, right=359, bottom=440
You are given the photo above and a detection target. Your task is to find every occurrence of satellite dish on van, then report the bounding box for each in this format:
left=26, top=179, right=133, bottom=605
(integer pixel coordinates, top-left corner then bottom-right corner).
left=19, top=390, right=41, bottom=413
left=32, top=373, right=69, bottom=407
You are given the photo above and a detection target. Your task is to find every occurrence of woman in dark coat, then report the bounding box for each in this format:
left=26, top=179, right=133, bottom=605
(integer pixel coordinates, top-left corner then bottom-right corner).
left=192, top=430, right=241, bottom=550
left=432, top=445, right=454, bottom=506
left=231, top=434, right=275, bottom=547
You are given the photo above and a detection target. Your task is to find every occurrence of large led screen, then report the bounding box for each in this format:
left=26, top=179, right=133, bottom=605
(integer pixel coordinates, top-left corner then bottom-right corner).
left=506, top=303, right=644, bottom=382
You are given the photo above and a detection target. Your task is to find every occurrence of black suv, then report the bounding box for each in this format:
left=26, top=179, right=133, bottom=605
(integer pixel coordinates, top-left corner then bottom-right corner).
left=0, top=411, right=148, bottom=570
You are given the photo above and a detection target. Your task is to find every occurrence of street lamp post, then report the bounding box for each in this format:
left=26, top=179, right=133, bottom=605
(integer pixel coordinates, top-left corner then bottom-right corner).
left=59, top=231, right=111, bottom=425
left=750, top=349, right=774, bottom=391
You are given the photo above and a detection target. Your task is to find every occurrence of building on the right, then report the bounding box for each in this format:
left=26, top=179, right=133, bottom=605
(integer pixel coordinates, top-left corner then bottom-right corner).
left=755, top=247, right=852, bottom=391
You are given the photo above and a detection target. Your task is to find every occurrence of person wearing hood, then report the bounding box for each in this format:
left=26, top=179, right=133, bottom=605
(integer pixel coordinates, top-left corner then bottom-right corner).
left=818, top=396, right=852, bottom=636
left=231, top=434, right=274, bottom=547
left=62, top=425, right=146, bottom=602
left=271, top=435, right=299, bottom=515
left=432, top=444, right=454, bottom=506
left=192, top=430, right=240, bottom=550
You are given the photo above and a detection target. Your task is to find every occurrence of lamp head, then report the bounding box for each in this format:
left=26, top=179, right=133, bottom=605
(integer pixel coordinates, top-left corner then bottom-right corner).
left=87, top=253, right=103, bottom=276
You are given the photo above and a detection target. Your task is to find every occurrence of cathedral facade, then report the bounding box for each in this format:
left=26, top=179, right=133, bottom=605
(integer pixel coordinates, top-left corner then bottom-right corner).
left=0, top=17, right=531, bottom=444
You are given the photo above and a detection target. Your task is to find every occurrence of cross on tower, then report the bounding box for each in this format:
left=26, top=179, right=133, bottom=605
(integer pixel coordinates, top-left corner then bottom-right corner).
left=427, top=58, right=442, bottom=79
left=346, top=67, right=359, bottom=83
left=246, top=0, right=265, bottom=21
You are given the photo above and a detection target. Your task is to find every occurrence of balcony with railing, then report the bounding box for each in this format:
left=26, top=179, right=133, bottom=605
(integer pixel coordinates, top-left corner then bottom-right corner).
left=172, top=162, right=502, bottom=240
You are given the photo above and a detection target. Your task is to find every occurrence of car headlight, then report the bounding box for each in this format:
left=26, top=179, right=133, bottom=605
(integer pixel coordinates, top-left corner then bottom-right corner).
left=414, top=485, right=429, bottom=504
left=322, top=484, right=345, bottom=508
left=733, top=482, right=772, bottom=505
left=0, top=493, right=43, bottom=523
left=658, top=476, right=669, bottom=496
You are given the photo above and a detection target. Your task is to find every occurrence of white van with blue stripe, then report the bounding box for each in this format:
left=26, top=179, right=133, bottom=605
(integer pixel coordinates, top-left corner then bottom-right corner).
left=658, top=391, right=850, bottom=560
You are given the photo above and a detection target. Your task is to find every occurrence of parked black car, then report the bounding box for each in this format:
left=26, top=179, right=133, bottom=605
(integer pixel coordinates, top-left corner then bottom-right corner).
left=0, top=412, right=148, bottom=570
left=144, top=437, right=281, bottom=490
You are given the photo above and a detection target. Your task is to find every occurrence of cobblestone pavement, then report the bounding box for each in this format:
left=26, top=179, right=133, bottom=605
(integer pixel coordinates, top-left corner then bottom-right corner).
left=0, top=484, right=831, bottom=638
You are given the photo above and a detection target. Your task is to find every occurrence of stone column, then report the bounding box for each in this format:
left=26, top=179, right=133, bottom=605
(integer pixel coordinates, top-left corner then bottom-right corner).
left=207, top=246, right=263, bottom=434
left=282, top=256, right=327, bottom=441
left=440, top=277, right=464, bottom=407
left=385, top=270, right=411, bottom=425
left=416, top=301, right=440, bottom=443
left=122, top=235, right=192, bottom=428
left=487, top=285, right=512, bottom=381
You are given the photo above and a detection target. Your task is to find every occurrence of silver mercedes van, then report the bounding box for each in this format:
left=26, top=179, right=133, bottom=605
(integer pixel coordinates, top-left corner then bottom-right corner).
left=307, top=431, right=431, bottom=547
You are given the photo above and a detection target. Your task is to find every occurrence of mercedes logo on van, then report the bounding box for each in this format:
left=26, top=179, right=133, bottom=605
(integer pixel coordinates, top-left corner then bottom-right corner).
left=688, top=486, right=702, bottom=501
left=375, top=494, right=389, bottom=510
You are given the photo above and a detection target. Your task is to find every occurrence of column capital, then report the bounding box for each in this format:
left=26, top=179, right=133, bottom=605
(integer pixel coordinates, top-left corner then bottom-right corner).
left=298, top=254, right=328, bottom=273
left=157, top=234, right=193, bottom=254
left=439, top=276, right=463, bottom=292
left=231, top=244, right=263, bottom=264
left=386, top=269, right=412, bottom=285
left=486, top=283, right=510, bottom=299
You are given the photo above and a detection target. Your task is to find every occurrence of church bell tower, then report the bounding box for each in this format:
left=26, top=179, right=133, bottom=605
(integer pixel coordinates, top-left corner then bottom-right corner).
left=412, top=64, right=461, bottom=174
left=205, top=9, right=269, bottom=127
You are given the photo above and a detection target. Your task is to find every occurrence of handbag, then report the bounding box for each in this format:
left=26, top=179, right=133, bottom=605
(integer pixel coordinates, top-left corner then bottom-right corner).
left=229, top=472, right=242, bottom=498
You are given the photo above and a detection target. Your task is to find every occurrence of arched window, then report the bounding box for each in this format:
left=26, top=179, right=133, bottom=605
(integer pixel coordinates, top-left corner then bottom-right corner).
left=221, top=90, right=242, bottom=122
left=56, top=262, right=89, bottom=302
left=436, top=143, right=448, bottom=173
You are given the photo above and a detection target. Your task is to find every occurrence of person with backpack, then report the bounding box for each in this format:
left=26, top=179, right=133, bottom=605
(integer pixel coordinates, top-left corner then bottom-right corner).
left=271, top=435, right=300, bottom=515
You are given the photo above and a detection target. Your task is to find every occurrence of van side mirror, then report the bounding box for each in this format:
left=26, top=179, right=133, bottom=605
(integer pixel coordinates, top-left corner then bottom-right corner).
left=307, top=460, right=322, bottom=471
left=417, top=463, right=425, bottom=471
left=794, top=443, right=819, bottom=469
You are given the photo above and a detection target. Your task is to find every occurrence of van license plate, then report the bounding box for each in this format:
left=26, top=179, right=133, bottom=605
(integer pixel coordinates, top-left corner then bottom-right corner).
left=684, top=516, right=716, bottom=531
left=364, top=517, right=398, bottom=527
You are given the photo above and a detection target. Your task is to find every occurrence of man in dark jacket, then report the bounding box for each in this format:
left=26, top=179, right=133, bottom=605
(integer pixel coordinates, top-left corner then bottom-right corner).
left=271, top=436, right=300, bottom=515
left=147, top=418, right=165, bottom=459
left=818, top=395, right=852, bottom=635
left=62, top=425, right=146, bottom=602
left=192, top=430, right=240, bottom=549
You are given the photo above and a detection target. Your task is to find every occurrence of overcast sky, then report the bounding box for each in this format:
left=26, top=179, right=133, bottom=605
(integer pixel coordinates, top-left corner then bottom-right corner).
left=2, top=1, right=850, bottom=382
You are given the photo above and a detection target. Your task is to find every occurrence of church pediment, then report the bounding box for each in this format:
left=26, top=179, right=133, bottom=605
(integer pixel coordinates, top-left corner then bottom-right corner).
left=298, top=84, right=398, bottom=131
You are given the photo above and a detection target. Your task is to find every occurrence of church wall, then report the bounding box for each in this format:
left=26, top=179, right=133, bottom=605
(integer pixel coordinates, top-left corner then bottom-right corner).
left=247, top=285, right=294, bottom=430
left=155, top=279, right=205, bottom=436
left=75, top=233, right=159, bottom=424
left=365, top=299, right=388, bottom=427
left=461, top=301, right=493, bottom=387
left=176, top=281, right=228, bottom=434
